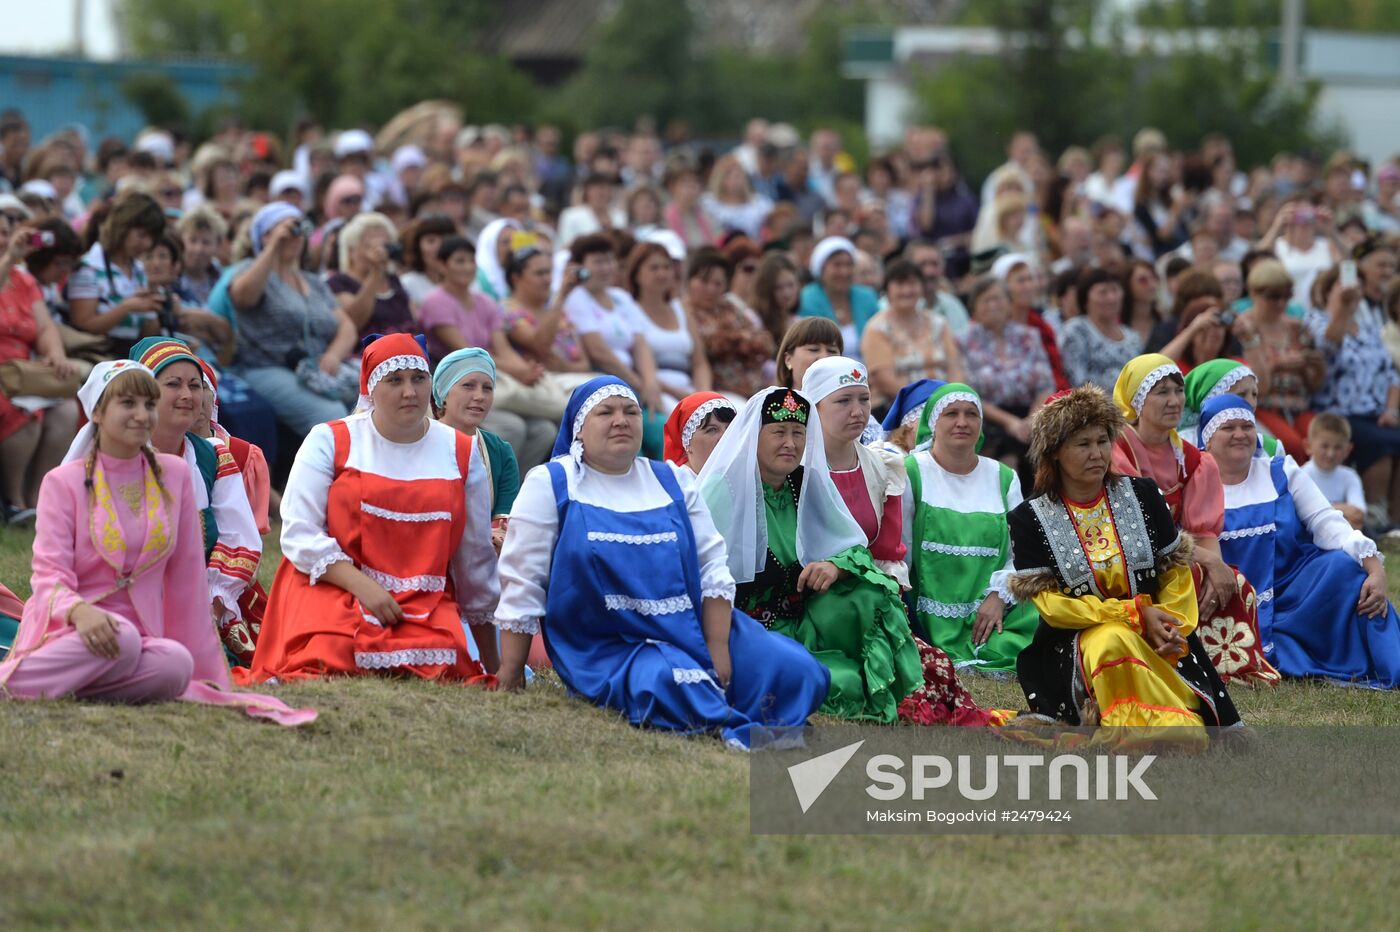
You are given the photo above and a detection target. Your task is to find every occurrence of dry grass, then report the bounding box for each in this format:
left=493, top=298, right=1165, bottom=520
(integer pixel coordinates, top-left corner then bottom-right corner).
left=3, top=525, right=1400, bottom=929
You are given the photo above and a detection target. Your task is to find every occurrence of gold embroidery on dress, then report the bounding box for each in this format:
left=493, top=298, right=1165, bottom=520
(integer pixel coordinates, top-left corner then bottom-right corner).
left=117, top=482, right=144, bottom=514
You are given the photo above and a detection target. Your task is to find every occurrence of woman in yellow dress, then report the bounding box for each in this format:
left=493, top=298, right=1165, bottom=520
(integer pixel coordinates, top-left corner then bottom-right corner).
left=1007, top=384, right=1242, bottom=739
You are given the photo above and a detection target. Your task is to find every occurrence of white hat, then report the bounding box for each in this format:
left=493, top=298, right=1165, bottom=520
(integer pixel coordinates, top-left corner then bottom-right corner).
left=391, top=144, right=428, bottom=173
left=990, top=252, right=1035, bottom=281
left=0, top=193, right=32, bottom=218
left=333, top=129, right=374, bottom=159
left=765, top=123, right=801, bottom=148
left=644, top=229, right=687, bottom=262
left=269, top=170, right=306, bottom=198
left=18, top=179, right=58, bottom=201
left=455, top=126, right=483, bottom=150
left=134, top=130, right=175, bottom=164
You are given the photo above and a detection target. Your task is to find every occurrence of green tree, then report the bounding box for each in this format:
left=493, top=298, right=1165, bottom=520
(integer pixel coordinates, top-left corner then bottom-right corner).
left=121, top=72, right=192, bottom=129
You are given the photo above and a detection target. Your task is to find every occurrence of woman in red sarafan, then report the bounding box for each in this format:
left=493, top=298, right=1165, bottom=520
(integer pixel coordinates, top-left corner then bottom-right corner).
left=237, top=333, right=497, bottom=685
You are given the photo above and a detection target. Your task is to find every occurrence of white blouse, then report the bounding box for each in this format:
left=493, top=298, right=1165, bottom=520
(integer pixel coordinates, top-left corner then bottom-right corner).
left=279, top=413, right=500, bottom=624
left=494, top=458, right=737, bottom=635
left=901, top=454, right=1024, bottom=603
left=1222, top=455, right=1380, bottom=565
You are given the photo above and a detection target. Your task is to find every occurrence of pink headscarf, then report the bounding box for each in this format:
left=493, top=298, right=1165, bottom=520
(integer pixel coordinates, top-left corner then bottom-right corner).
left=322, top=173, right=365, bottom=220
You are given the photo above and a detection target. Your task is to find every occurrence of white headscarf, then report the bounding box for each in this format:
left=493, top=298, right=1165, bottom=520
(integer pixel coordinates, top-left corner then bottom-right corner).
left=808, top=236, right=857, bottom=280
left=696, top=386, right=866, bottom=584
left=476, top=218, right=522, bottom=298
left=800, top=356, right=868, bottom=405
left=61, top=360, right=155, bottom=465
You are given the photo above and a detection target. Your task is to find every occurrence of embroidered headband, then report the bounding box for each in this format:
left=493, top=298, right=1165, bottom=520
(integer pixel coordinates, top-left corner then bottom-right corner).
left=1199, top=399, right=1256, bottom=450
left=761, top=389, right=809, bottom=425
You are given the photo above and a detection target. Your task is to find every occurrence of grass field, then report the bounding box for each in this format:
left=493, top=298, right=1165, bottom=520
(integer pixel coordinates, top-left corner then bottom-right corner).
left=4, top=523, right=1400, bottom=929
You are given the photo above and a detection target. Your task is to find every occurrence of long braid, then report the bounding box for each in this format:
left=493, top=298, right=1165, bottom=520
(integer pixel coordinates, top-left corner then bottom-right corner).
left=84, top=433, right=99, bottom=507
left=141, top=444, right=171, bottom=502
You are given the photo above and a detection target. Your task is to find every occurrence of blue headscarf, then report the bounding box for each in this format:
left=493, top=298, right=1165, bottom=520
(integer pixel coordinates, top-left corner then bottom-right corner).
left=880, top=378, right=943, bottom=433
left=251, top=201, right=303, bottom=254
left=432, top=347, right=497, bottom=408
left=551, top=376, right=639, bottom=461
left=1198, top=393, right=1257, bottom=453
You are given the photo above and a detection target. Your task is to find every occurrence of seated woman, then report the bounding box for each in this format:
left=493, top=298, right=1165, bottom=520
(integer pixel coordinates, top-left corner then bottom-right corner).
left=0, top=361, right=312, bottom=725
left=1111, top=354, right=1279, bottom=685
left=327, top=212, right=416, bottom=340
left=1182, top=358, right=1278, bottom=455
left=683, top=247, right=774, bottom=401
left=1201, top=395, right=1400, bottom=687
left=66, top=190, right=166, bottom=356
left=239, top=334, right=498, bottom=684
left=193, top=358, right=271, bottom=535
left=861, top=260, right=964, bottom=408
left=798, top=237, right=880, bottom=358
left=492, top=377, right=829, bottom=749
left=663, top=391, right=735, bottom=474
left=902, top=381, right=1038, bottom=674
left=474, top=217, right=522, bottom=302
left=627, top=241, right=709, bottom=401
left=802, top=357, right=908, bottom=586
left=228, top=202, right=360, bottom=436
left=501, top=245, right=595, bottom=379
left=1008, top=385, right=1242, bottom=739
left=1238, top=258, right=1325, bottom=460
left=698, top=385, right=1005, bottom=726
left=433, top=347, right=520, bottom=551
left=420, top=235, right=560, bottom=473
left=126, top=338, right=264, bottom=666
left=874, top=378, right=942, bottom=456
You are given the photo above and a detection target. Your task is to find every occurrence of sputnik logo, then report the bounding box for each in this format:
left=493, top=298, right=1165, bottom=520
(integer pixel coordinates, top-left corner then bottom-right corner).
left=786, top=740, right=865, bottom=813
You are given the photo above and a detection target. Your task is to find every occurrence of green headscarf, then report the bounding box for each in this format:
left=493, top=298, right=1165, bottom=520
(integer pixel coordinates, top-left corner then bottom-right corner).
left=1184, top=359, right=1256, bottom=415
left=915, top=382, right=985, bottom=453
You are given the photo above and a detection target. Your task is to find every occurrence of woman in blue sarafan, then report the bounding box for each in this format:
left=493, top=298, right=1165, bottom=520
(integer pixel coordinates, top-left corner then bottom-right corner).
left=491, top=376, right=830, bottom=748
left=1201, top=393, right=1400, bottom=687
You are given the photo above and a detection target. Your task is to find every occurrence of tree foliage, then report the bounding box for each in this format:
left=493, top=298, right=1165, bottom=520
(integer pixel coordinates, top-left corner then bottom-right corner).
left=918, top=0, right=1342, bottom=181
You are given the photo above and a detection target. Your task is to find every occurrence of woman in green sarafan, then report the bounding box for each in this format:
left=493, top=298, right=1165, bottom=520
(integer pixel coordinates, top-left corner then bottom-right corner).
left=902, top=382, right=1038, bottom=675
left=698, top=386, right=1004, bottom=726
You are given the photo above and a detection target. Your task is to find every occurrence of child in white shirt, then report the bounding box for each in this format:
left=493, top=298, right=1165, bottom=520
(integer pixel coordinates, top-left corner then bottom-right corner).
left=1301, top=413, right=1366, bottom=530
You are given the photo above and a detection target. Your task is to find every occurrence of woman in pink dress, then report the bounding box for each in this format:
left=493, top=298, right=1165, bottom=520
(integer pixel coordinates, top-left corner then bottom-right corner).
left=0, top=360, right=312, bottom=724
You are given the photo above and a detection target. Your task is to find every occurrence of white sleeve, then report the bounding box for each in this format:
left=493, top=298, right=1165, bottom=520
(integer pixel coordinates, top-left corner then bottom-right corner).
left=901, top=481, right=916, bottom=572
left=674, top=463, right=737, bottom=602
left=206, top=439, right=263, bottom=621
left=450, top=434, right=501, bottom=625
left=987, top=470, right=1025, bottom=603
left=278, top=424, right=353, bottom=582
left=1345, top=469, right=1367, bottom=510
left=1285, top=457, right=1380, bottom=564
left=493, top=464, right=560, bottom=635
left=564, top=288, right=599, bottom=333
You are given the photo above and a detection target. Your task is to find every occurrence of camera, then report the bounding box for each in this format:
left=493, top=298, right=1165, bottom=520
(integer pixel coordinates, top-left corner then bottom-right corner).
left=576, top=268, right=591, bottom=283
left=1217, top=308, right=1236, bottom=329
left=290, top=217, right=315, bottom=238
left=385, top=242, right=404, bottom=264
left=27, top=230, right=55, bottom=250
left=156, top=286, right=178, bottom=335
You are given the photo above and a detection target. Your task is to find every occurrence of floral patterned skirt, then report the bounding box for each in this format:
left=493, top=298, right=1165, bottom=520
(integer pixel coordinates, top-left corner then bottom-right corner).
left=1193, top=565, right=1281, bottom=686
left=897, top=637, right=1015, bottom=726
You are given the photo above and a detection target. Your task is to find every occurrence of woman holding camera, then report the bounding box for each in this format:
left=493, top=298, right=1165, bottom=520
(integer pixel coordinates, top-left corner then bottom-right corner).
left=67, top=190, right=167, bottom=356
left=228, top=202, right=359, bottom=436
left=0, top=211, right=78, bottom=523
left=327, top=212, right=415, bottom=341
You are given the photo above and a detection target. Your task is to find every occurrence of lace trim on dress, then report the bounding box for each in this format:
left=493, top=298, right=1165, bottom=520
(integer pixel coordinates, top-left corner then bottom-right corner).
left=308, top=551, right=353, bottom=585
left=920, top=540, right=1001, bottom=558
left=1219, top=523, right=1277, bottom=541
left=361, top=502, right=453, bottom=523
left=361, top=567, right=447, bottom=593
left=916, top=597, right=982, bottom=618
left=672, top=667, right=720, bottom=687
left=603, top=594, right=693, bottom=616
left=1256, top=588, right=1274, bottom=604
left=354, top=648, right=456, bottom=669
left=461, top=610, right=495, bottom=626
left=702, top=585, right=737, bottom=602
left=494, top=616, right=542, bottom=635
left=586, top=530, right=680, bottom=545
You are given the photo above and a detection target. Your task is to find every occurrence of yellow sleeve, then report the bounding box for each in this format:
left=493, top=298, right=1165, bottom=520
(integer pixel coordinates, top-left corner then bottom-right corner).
left=1030, top=589, right=1142, bottom=633
left=1150, top=563, right=1199, bottom=637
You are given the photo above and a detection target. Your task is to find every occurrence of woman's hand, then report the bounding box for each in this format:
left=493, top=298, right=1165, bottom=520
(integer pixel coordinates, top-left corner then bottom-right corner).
left=972, top=593, right=1005, bottom=646
left=797, top=561, right=844, bottom=594
left=1379, top=410, right=1400, bottom=429
left=640, top=383, right=665, bottom=414
left=353, top=579, right=405, bottom=627
left=1358, top=563, right=1389, bottom=619
left=1007, top=417, right=1032, bottom=445
left=318, top=349, right=346, bottom=376
left=708, top=640, right=733, bottom=689
left=70, top=603, right=122, bottom=659
left=1199, top=554, right=1238, bottom=615
left=517, top=359, right=546, bottom=386
left=1139, top=605, right=1188, bottom=661
left=263, top=217, right=298, bottom=254
left=42, top=353, right=78, bottom=381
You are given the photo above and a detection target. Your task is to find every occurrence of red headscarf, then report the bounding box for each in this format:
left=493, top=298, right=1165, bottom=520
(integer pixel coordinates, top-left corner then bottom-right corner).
left=663, top=391, right=734, bottom=466
left=358, top=333, right=430, bottom=410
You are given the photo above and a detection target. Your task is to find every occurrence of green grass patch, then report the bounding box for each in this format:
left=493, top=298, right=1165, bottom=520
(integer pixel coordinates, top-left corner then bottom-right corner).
left=3, top=525, right=1400, bottom=927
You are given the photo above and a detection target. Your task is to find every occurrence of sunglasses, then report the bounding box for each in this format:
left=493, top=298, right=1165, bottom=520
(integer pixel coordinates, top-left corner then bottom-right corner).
left=1257, top=288, right=1292, bottom=301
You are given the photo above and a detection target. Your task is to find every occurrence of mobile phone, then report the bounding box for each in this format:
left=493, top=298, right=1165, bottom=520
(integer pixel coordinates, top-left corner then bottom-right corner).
left=1340, top=260, right=1358, bottom=289
left=28, top=231, right=54, bottom=249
